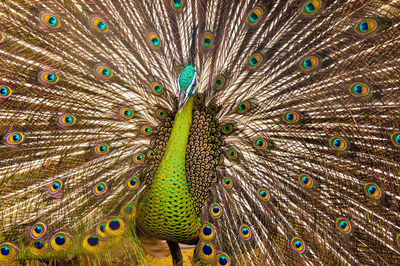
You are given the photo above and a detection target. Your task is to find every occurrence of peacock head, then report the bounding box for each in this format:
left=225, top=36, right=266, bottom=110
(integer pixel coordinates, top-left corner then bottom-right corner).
left=177, top=65, right=199, bottom=111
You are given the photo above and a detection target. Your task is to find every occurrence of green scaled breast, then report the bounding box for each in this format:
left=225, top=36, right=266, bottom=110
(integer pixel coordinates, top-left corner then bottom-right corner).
left=137, top=96, right=201, bottom=244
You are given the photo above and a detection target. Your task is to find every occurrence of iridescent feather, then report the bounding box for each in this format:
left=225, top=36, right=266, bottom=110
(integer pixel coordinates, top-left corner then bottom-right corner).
left=1, top=0, right=400, bottom=265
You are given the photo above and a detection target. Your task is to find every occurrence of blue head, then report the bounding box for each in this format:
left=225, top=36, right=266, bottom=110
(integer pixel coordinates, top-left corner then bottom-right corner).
left=177, top=65, right=199, bottom=111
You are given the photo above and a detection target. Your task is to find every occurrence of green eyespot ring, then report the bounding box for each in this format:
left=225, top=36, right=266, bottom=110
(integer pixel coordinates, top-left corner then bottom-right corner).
left=248, top=7, right=263, bottom=24
left=302, top=0, right=322, bottom=16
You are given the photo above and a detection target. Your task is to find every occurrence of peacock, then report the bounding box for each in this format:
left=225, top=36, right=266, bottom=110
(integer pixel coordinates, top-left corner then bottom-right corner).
left=1, top=0, right=400, bottom=265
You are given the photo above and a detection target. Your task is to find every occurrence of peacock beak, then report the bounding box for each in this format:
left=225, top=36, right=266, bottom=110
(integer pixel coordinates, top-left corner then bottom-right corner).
left=178, top=90, right=189, bottom=112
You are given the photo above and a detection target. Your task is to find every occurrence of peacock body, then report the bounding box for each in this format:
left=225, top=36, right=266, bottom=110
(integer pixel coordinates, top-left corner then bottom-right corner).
left=1, top=0, right=400, bottom=265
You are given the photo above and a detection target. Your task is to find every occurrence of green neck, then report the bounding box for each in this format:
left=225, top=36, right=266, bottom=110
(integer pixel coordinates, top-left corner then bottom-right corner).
left=160, top=96, right=194, bottom=170
left=137, top=97, right=201, bottom=243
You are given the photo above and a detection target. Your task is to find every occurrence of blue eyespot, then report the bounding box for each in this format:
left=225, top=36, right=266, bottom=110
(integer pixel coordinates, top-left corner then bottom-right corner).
left=202, top=244, right=212, bottom=255
left=34, top=241, right=44, bottom=249
left=203, top=226, right=212, bottom=236
left=34, top=226, right=42, bottom=234
left=304, top=58, right=312, bottom=68
left=55, top=236, right=66, bottom=245
left=329, top=137, right=348, bottom=151
left=368, top=185, right=376, bottom=194
left=1, top=246, right=10, bottom=255
left=219, top=256, right=228, bottom=265
left=48, top=16, right=57, bottom=26
left=305, top=3, right=315, bottom=12
left=359, top=21, right=368, bottom=32
left=87, top=236, right=99, bottom=246
left=100, top=224, right=105, bottom=232
left=209, top=203, right=222, bottom=218
left=302, top=0, right=322, bottom=15
left=339, top=221, right=347, bottom=229
left=109, top=219, right=120, bottom=230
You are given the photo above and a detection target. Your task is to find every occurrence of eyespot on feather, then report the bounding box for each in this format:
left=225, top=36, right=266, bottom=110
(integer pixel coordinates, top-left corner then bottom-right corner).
left=5, top=132, right=24, bottom=145
left=301, top=0, right=322, bottom=16
left=0, top=86, right=12, bottom=99
left=50, top=232, right=72, bottom=252
left=0, top=243, right=18, bottom=262
left=30, top=222, right=47, bottom=240
left=40, top=12, right=61, bottom=28
left=91, top=16, right=109, bottom=32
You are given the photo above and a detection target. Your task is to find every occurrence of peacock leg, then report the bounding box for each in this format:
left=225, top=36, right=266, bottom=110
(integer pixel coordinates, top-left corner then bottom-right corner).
left=167, top=241, right=183, bottom=266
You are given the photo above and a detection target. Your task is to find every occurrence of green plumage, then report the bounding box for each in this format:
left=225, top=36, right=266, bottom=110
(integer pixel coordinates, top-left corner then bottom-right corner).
left=137, top=97, right=201, bottom=244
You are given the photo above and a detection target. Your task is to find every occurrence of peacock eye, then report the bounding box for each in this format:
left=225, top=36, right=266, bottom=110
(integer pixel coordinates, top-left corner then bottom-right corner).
left=96, top=222, right=107, bottom=238
left=96, top=66, right=113, bottom=79
left=209, top=203, right=222, bottom=218
left=202, top=32, right=214, bottom=49
left=329, top=136, right=348, bottom=151
left=93, top=182, right=108, bottom=196
left=30, top=222, right=47, bottom=240
left=298, top=174, right=313, bottom=188
left=214, top=75, right=226, bottom=89
left=50, top=232, right=72, bottom=251
left=119, top=107, right=134, bottom=119
left=223, top=177, right=233, bottom=189
left=349, top=82, right=371, bottom=98
left=200, top=223, right=215, bottom=241
left=253, top=138, right=268, bottom=149
left=31, top=240, right=47, bottom=254
left=151, top=82, right=163, bottom=95
left=291, top=237, right=306, bottom=254
left=41, top=13, right=61, bottom=28
left=364, top=183, right=382, bottom=199
left=91, top=17, right=109, bottom=32
left=239, top=225, right=252, bottom=240
left=105, top=217, right=126, bottom=236
left=133, top=153, right=145, bottom=163
left=211, top=172, right=218, bottom=183
left=194, top=92, right=203, bottom=103
left=247, top=7, right=263, bottom=24
left=199, top=242, right=215, bottom=261
left=48, top=180, right=63, bottom=195
left=82, top=234, right=101, bottom=253
left=171, top=0, right=183, bottom=10
left=126, top=177, right=139, bottom=190
left=140, top=126, right=153, bottom=135
left=282, top=111, right=300, bottom=124
left=248, top=53, right=263, bottom=68
left=0, top=243, right=18, bottom=260
left=355, top=19, right=378, bottom=36
left=216, top=253, right=230, bottom=266
left=156, top=109, right=167, bottom=119
left=390, top=132, right=400, bottom=147
left=39, top=70, right=59, bottom=85
left=5, top=132, right=24, bottom=145
left=237, top=101, right=250, bottom=113
left=221, top=124, right=233, bottom=134
left=95, top=144, right=110, bottom=155
left=300, top=55, right=319, bottom=71
left=0, top=86, right=12, bottom=99
left=258, top=188, right=270, bottom=201
left=302, top=0, right=322, bottom=15
left=226, top=149, right=238, bottom=160
left=148, top=32, right=161, bottom=48
left=58, top=114, right=76, bottom=126
left=336, top=218, right=352, bottom=234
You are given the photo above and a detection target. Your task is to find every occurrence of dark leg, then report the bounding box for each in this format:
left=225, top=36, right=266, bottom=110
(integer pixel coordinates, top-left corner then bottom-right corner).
left=167, top=240, right=183, bottom=266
